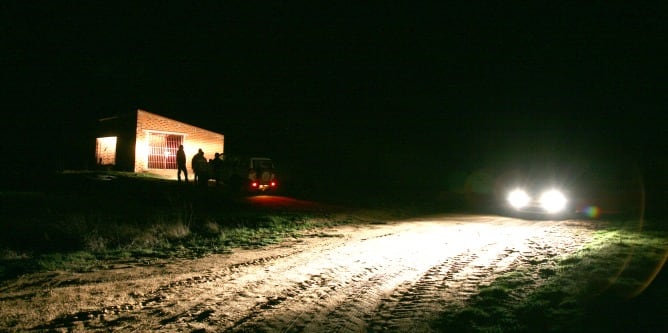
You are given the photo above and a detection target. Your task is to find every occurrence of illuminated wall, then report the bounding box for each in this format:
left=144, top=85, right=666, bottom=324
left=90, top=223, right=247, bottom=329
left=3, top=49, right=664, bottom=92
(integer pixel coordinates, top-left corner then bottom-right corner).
left=135, top=110, right=225, bottom=178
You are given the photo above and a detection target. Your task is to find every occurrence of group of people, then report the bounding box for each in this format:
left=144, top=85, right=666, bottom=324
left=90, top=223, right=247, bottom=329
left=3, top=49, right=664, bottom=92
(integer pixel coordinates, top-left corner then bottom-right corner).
left=176, top=145, right=223, bottom=187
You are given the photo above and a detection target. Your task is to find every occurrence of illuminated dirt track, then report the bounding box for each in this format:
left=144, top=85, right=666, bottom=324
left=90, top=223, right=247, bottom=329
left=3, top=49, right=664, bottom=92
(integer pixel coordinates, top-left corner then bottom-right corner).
left=0, top=215, right=599, bottom=332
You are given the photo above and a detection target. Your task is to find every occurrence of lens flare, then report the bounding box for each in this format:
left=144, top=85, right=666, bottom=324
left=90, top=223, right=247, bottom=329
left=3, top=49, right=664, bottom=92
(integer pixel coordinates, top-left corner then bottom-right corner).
left=583, top=206, right=601, bottom=218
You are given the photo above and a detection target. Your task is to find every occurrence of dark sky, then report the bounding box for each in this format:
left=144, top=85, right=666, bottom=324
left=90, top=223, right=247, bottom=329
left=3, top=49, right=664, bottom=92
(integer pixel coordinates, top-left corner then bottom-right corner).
left=2, top=2, right=666, bottom=187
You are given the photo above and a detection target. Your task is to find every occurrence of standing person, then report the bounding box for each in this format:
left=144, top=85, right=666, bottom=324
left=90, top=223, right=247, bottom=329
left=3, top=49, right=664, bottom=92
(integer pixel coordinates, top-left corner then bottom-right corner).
left=191, top=149, right=208, bottom=186
left=176, top=145, right=188, bottom=183
left=211, top=152, right=223, bottom=186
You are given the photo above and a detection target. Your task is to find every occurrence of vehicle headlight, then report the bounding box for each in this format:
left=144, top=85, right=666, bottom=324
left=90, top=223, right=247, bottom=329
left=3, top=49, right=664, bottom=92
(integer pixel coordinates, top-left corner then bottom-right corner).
left=539, top=189, right=567, bottom=213
left=507, top=189, right=530, bottom=209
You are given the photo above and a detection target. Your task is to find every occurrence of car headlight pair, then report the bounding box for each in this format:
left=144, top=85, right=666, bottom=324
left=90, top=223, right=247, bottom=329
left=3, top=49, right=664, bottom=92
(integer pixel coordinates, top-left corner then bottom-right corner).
left=507, top=188, right=568, bottom=213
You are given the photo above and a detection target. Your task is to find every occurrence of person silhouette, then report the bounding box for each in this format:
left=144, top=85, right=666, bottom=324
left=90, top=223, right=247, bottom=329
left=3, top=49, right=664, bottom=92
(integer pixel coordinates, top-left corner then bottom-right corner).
left=176, top=145, right=188, bottom=183
left=211, top=152, right=223, bottom=186
left=191, top=149, right=208, bottom=186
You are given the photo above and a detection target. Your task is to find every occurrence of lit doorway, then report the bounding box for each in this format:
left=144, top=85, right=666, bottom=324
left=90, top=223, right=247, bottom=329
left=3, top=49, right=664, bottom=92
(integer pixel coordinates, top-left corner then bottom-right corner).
left=96, top=136, right=117, bottom=166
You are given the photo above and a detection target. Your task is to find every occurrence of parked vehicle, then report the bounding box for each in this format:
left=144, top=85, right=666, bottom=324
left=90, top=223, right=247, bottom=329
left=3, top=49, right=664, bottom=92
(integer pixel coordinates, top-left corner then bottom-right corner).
left=216, top=155, right=278, bottom=192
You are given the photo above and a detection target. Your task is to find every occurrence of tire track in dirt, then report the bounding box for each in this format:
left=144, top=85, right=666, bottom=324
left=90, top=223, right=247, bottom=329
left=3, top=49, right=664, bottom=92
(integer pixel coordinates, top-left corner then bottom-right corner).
left=28, top=251, right=306, bottom=331
left=5, top=216, right=599, bottom=333
left=367, top=221, right=597, bottom=332
left=223, top=220, right=595, bottom=333
left=220, top=221, right=544, bottom=332
left=60, top=226, right=390, bottom=332
left=219, top=231, right=428, bottom=332
left=152, top=228, right=402, bottom=332
left=367, top=224, right=545, bottom=332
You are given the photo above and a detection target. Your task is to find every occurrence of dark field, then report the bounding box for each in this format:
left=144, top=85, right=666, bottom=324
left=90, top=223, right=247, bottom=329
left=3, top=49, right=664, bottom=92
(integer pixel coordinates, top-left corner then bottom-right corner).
left=1, top=171, right=667, bottom=332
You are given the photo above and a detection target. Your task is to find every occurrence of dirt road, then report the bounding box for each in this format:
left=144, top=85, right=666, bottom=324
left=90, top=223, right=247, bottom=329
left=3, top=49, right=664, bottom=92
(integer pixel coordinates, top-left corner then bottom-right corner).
left=0, top=214, right=599, bottom=332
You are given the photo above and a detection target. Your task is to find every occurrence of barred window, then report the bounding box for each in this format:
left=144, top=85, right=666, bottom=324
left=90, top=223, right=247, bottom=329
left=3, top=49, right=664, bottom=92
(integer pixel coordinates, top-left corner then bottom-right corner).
left=147, top=132, right=183, bottom=169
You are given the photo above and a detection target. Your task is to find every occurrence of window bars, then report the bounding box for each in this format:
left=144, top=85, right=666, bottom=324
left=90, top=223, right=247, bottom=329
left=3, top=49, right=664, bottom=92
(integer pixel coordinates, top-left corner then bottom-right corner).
left=147, top=133, right=183, bottom=169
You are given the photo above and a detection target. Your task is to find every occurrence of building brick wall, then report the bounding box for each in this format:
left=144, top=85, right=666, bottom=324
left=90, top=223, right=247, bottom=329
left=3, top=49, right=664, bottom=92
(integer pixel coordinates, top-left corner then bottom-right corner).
left=134, top=109, right=224, bottom=178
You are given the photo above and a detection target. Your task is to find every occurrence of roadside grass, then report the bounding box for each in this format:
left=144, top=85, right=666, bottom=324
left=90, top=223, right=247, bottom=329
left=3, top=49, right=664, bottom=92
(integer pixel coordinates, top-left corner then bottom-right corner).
left=0, top=172, right=356, bottom=280
left=0, top=209, right=343, bottom=280
left=431, top=220, right=668, bottom=333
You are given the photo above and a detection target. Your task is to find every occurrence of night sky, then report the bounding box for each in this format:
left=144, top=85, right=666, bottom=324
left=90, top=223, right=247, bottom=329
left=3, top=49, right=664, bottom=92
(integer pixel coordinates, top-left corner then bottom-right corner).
left=2, top=2, right=666, bottom=193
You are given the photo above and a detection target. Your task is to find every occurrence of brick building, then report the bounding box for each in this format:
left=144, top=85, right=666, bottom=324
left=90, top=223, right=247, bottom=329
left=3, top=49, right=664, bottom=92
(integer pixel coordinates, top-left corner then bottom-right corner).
left=94, top=109, right=224, bottom=179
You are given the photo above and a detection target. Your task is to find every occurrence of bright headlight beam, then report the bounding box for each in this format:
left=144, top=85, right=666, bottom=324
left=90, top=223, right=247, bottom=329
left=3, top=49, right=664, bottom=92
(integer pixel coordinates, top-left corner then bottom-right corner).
left=540, top=189, right=567, bottom=213
left=508, top=189, right=530, bottom=209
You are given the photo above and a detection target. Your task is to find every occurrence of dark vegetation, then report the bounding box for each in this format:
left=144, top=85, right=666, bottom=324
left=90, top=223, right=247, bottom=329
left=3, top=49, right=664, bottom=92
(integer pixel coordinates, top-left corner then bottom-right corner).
left=0, top=171, right=356, bottom=280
